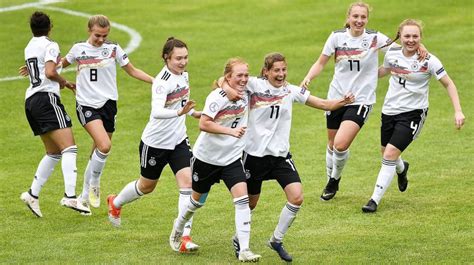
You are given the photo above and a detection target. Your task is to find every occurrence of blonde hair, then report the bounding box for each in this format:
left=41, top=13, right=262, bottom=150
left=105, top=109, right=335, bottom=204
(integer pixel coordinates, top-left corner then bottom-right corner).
left=88, top=15, right=110, bottom=29
left=212, top=57, right=248, bottom=89
left=345, top=2, right=371, bottom=28
left=398, top=19, right=423, bottom=37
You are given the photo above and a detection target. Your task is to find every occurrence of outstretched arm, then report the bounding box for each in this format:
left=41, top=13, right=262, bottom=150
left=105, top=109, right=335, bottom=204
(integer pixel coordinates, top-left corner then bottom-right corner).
left=378, top=66, right=390, bottom=78
left=300, top=54, right=330, bottom=89
left=122, top=62, right=154, bottom=84
left=305, top=92, right=354, bottom=111
left=439, top=75, right=465, bottom=129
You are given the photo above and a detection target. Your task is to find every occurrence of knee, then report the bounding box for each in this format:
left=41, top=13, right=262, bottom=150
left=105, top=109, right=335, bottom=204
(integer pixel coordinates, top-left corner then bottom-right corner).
left=96, top=140, right=112, bottom=154
left=288, top=193, right=304, bottom=206
left=137, top=181, right=156, bottom=194
left=333, top=143, right=349, bottom=152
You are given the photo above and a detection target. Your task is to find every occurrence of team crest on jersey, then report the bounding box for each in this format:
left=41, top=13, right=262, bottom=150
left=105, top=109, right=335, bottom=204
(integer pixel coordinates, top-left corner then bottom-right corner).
left=101, top=48, right=110, bottom=57
left=361, top=39, right=370, bottom=49
left=209, top=102, right=219, bottom=113
left=410, top=62, right=419, bottom=71
left=49, top=48, right=58, bottom=57
left=192, top=172, right=199, bottom=182
left=85, top=110, right=92, bottom=118
left=148, top=157, right=156, bottom=166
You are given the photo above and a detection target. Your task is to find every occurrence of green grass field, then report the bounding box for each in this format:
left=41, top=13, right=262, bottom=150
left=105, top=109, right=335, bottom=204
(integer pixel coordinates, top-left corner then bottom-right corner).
left=0, top=0, right=473, bottom=263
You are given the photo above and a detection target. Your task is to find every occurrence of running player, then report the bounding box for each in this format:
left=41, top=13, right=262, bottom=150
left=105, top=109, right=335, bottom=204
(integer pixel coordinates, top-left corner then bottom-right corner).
left=106, top=37, right=200, bottom=252
left=233, top=52, right=354, bottom=262
left=361, top=19, right=465, bottom=213
left=169, top=58, right=261, bottom=262
left=61, top=15, right=154, bottom=211
left=300, top=2, right=424, bottom=201
left=20, top=11, right=90, bottom=217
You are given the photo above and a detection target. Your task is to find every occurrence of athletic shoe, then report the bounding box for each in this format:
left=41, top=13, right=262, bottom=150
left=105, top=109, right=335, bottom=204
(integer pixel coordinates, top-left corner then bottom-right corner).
left=89, top=185, right=100, bottom=208
left=238, top=249, right=261, bottom=262
left=77, top=195, right=92, bottom=216
left=232, top=235, right=240, bottom=258
left=60, top=195, right=91, bottom=215
left=107, top=194, right=121, bottom=227
left=179, top=235, right=199, bottom=253
left=397, top=161, right=410, bottom=192
left=169, top=219, right=183, bottom=252
left=268, top=240, right=292, bottom=262
left=20, top=191, right=42, bottom=218
left=320, top=177, right=340, bottom=201
left=362, top=199, right=378, bottom=213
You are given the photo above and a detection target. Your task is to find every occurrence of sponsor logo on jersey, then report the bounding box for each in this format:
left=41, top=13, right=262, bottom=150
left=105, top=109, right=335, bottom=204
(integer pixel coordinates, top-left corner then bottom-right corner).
left=436, top=67, right=445, bottom=75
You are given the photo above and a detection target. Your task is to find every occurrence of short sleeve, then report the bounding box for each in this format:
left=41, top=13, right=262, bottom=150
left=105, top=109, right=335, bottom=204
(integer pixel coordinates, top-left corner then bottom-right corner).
left=289, top=85, right=310, bottom=104
left=45, top=42, right=60, bottom=63
left=65, top=44, right=76, bottom=64
left=115, top=43, right=130, bottom=67
left=202, top=89, right=225, bottom=119
left=322, top=32, right=336, bottom=56
left=429, top=54, right=447, bottom=80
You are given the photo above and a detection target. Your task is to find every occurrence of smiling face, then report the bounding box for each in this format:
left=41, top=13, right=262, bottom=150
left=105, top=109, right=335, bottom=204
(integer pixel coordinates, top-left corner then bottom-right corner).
left=225, top=63, right=249, bottom=93
left=264, top=61, right=287, bottom=88
left=347, top=5, right=368, bottom=37
left=88, top=25, right=110, bottom=47
left=165, top=47, right=188, bottom=75
left=400, top=25, right=421, bottom=57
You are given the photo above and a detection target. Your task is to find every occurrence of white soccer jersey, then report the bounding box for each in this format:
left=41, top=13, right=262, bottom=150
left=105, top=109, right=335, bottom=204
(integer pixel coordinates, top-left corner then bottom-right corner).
left=382, top=47, right=447, bottom=115
left=141, top=66, right=190, bottom=149
left=193, top=88, right=248, bottom=166
left=65, top=40, right=129, bottom=108
left=245, top=77, right=310, bottom=157
left=322, top=28, right=391, bottom=105
left=24, top=36, right=62, bottom=99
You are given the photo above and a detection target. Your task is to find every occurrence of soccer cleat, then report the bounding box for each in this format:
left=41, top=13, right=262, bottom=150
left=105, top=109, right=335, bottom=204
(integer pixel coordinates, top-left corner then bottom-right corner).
left=89, top=185, right=100, bottom=208
left=238, top=249, right=261, bottom=262
left=107, top=194, right=121, bottom=227
left=320, top=177, right=340, bottom=201
left=60, top=195, right=91, bottom=215
left=268, top=240, right=292, bottom=262
left=232, top=235, right=240, bottom=258
left=362, top=199, right=378, bottom=213
left=77, top=195, right=92, bottom=216
left=397, top=161, right=410, bottom=192
left=179, top=236, right=199, bottom=253
left=169, top=220, right=183, bottom=252
left=20, top=191, right=42, bottom=218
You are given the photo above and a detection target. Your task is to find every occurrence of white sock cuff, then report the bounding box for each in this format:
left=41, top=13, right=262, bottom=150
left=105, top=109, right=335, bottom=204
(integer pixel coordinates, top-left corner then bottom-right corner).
left=93, top=148, right=109, bottom=160
left=134, top=180, right=144, bottom=196
left=190, top=196, right=204, bottom=209
left=46, top=153, right=62, bottom=161
left=233, top=195, right=249, bottom=209
left=326, top=146, right=333, bottom=155
left=61, top=145, right=78, bottom=154
left=382, top=158, right=397, bottom=166
left=333, top=147, right=349, bottom=157
left=285, top=202, right=301, bottom=213
left=179, top=188, right=192, bottom=195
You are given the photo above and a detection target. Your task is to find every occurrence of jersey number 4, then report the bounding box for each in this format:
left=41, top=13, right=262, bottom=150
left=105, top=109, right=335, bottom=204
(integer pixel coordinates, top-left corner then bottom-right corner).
left=26, top=58, right=41, bottom=88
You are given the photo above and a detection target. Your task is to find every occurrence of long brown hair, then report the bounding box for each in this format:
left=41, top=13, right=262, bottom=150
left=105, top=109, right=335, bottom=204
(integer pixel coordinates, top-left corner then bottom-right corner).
left=260, top=52, right=286, bottom=78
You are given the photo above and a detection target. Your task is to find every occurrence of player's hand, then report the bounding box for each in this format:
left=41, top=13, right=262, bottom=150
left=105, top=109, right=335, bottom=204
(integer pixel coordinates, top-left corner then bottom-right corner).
left=229, top=126, right=246, bottom=138
left=343, top=92, right=355, bottom=104
left=300, top=78, right=311, bottom=89
left=19, top=65, right=29, bottom=76
left=454, top=111, right=465, bottom=129
left=417, top=44, right=428, bottom=61
left=226, top=87, right=244, bottom=101
left=60, top=80, right=76, bottom=94
left=178, top=100, right=196, bottom=116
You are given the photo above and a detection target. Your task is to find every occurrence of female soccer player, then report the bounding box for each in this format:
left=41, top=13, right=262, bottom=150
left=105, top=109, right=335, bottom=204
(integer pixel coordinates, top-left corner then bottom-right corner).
left=20, top=11, right=90, bottom=217
left=169, top=58, right=261, bottom=262
left=235, top=52, right=354, bottom=262
left=106, top=37, right=200, bottom=252
left=361, top=19, right=465, bottom=213
left=61, top=15, right=153, bottom=211
left=300, top=2, right=419, bottom=201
